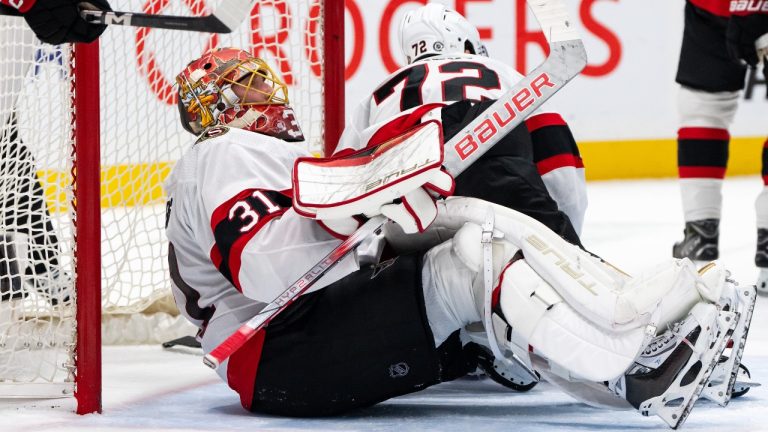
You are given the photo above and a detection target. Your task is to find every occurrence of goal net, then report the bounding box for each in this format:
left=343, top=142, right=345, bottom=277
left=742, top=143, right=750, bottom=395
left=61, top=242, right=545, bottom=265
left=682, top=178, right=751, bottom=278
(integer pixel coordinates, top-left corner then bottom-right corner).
left=0, top=0, right=342, bottom=411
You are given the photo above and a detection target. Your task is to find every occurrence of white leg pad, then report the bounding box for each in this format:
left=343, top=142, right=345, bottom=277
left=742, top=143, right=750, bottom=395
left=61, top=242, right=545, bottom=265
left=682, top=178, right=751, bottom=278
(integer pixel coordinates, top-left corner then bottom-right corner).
left=435, top=198, right=719, bottom=332
left=499, top=259, right=647, bottom=382
left=614, top=258, right=718, bottom=330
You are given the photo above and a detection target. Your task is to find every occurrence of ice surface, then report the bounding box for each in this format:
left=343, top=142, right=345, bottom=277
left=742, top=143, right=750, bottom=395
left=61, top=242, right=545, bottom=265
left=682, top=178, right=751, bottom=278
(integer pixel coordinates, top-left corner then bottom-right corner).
left=2, top=176, right=767, bottom=431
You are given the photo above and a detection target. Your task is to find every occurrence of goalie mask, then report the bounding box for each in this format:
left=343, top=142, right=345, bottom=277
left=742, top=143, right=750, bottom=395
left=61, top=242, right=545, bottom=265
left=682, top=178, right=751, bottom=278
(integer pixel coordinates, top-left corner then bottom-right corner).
left=399, top=3, right=488, bottom=65
left=176, top=47, right=304, bottom=142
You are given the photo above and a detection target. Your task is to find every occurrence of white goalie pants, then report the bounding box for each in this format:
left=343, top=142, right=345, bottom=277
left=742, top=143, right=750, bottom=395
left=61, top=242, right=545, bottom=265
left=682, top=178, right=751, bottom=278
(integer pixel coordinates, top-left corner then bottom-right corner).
left=418, top=198, right=723, bottom=393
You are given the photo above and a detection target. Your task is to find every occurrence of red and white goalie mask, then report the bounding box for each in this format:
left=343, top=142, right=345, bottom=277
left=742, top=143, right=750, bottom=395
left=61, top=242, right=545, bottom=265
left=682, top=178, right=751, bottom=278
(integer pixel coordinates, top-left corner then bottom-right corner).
left=175, top=47, right=305, bottom=142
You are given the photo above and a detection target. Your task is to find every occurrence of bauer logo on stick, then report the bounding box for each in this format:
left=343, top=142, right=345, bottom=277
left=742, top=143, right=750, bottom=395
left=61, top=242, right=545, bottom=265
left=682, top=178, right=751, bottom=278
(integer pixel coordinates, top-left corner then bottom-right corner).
left=452, top=72, right=556, bottom=161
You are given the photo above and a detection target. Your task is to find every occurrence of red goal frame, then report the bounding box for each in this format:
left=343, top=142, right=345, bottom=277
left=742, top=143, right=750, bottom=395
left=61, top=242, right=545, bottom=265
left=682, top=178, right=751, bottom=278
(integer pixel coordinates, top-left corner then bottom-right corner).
left=71, top=0, right=345, bottom=414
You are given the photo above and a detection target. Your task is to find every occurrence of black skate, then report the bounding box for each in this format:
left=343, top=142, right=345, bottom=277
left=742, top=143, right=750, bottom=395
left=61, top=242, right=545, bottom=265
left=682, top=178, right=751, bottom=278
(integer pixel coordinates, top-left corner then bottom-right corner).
left=0, top=234, right=25, bottom=302
left=461, top=323, right=539, bottom=392
left=609, top=303, right=736, bottom=429
left=672, top=219, right=719, bottom=262
left=756, top=228, right=768, bottom=296
left=464, top=341, right=538, bottom=392
left=731, top=363, right=759, bottom=398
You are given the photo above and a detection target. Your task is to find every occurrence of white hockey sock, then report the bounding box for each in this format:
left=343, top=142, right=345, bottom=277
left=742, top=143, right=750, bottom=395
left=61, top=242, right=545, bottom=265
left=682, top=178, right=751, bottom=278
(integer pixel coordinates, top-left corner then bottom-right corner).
left=680, top=178, right=722, bottom=222
left=755, top=186, right=768, bottom=229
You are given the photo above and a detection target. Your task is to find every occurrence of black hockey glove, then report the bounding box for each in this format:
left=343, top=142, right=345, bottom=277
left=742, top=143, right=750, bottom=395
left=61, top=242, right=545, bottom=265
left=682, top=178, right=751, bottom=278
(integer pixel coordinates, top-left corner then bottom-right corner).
left=23, top=0, right=111, bottom=45
left=726, top=13, right=768, bottom=67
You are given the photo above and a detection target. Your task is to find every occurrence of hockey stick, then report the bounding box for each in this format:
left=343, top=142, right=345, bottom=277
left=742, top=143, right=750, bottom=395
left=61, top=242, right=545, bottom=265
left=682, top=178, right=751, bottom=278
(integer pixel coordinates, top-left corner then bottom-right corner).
left=0, top=1, right=254, bottom=33
left=203, top=0, right=587, bottom=370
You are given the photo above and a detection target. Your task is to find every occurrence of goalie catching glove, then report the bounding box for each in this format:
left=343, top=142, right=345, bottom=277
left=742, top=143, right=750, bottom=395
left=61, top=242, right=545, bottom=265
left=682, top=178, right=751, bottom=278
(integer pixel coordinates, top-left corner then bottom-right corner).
left=292, top=121, right=454, bottom=235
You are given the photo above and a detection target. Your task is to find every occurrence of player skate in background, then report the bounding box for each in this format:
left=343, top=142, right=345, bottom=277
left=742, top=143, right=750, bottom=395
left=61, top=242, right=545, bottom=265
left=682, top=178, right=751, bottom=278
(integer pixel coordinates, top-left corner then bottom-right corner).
left=165, top=48, right=756, bottom=429
left=671, top=0, right=768, bottom=292
left=338, top=3, right=586, bottom=241
left=0, top=1, right=109, bottom=307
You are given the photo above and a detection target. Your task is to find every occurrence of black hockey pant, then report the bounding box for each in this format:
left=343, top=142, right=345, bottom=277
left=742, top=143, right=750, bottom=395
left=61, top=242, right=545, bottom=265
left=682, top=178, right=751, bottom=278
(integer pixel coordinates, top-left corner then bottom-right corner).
left=232, top=253, right=472, bottom=417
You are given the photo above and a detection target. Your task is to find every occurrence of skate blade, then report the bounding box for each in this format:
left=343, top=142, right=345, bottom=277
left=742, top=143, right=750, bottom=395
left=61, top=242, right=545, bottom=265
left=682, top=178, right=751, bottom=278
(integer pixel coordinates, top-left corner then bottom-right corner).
left=639, top=309, right=737, bottom=429
left=701, top=285, right=757, bottom=406
left=734, top=379, right=761, bottom=391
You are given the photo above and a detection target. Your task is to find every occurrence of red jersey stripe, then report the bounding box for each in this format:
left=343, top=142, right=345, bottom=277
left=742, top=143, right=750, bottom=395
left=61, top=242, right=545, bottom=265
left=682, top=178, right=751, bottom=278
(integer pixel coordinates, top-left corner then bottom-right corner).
left=678, top=127, right=730, bottom=141
left=536, top=154, right=580, bottom=175
left=525, top=113, right=567, bottom=133
left=690, top=0, right=731, bottom=17
left=679, top=166, right=727, bottom=179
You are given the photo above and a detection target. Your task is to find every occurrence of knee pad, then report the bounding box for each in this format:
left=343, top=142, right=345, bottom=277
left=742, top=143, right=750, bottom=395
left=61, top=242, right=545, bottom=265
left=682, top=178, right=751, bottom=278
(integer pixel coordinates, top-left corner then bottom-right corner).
left=421, top=222, right=520, bottom=346
left=451, top=222, right=518, bottom=276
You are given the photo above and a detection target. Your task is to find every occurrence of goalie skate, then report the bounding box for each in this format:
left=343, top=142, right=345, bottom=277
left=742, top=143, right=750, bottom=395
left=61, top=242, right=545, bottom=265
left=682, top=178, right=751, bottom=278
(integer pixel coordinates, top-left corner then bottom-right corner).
left=731, top=363, right=759, bottom=398
left=610, top=302, right=736, bottom=429
left=461, top=325, right=538, bottom=392
left=700, top=279, right=757, bottom=406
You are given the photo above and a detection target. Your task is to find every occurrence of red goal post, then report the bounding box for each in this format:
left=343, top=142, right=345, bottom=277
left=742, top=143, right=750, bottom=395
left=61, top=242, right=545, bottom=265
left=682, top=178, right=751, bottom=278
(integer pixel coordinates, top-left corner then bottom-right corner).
left=0, top=0, right=343, bottom=414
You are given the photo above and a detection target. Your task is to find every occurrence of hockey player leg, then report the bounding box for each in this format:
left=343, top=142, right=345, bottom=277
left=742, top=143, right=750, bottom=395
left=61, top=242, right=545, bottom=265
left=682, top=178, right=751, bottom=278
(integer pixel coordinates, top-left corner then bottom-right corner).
left=437, top=198, right=741, bottom=427
left=0, top=232, right=27, bottom=302
left=238, top=253, right=471, bottom=416
left=494, top=257, right=735, bottom=429
left=673, top=87, right=740, bottom=263
left=611, top=302, right=735, bottom=428
left=1, top=113, right=70, bottom=306
left=754, top=181, right=768, bottom=295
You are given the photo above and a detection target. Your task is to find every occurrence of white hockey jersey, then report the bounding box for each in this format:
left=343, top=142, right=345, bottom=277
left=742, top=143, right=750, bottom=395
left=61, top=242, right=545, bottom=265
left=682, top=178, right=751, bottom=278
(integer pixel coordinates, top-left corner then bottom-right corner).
left=164, top=126, right=359, bottom=379
left=338, top=53, right=528, bottom=153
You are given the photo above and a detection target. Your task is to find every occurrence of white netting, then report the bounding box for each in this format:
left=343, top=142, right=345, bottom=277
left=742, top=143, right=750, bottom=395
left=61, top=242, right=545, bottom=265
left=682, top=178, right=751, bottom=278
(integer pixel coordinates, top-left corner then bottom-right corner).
left=0, top=0, right=326, bottom=395
left=0, top=16, right=76, bottom=393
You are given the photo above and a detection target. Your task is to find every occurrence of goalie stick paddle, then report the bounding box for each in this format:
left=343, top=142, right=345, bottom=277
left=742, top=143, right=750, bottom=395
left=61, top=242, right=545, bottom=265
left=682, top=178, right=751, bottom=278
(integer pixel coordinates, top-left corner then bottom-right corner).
left=203, top=0, right=587, bottom=370
left=0, top=1, right=254, bottom=33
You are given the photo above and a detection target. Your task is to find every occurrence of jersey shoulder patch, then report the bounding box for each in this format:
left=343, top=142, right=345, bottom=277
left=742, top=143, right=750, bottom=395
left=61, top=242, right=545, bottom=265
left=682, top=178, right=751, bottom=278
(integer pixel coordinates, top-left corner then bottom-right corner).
left=195, top=125, right=231, bottom=145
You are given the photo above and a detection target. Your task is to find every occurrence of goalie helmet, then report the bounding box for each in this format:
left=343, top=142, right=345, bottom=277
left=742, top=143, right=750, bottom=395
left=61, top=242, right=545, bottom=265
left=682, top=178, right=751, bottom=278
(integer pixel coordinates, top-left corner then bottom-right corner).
left=399, top=3, right=488, bottom=65
left=176, top=47, right=304, bottom=142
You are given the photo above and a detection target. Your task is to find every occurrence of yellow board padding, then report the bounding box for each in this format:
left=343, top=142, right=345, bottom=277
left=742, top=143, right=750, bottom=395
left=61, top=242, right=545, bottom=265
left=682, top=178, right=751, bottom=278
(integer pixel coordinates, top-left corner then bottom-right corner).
left=39, top=162, right=174, bottom=212
left=580, top=136, right=766, bottom=181
left=35, top=136, right=767, bottom=210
